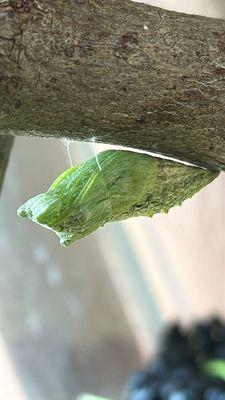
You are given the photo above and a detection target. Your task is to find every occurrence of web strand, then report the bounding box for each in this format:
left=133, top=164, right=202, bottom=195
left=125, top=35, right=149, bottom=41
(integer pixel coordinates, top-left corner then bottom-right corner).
left=62, top=139, right=73, bottom=167
left=91, top=137, right=102, bottom=171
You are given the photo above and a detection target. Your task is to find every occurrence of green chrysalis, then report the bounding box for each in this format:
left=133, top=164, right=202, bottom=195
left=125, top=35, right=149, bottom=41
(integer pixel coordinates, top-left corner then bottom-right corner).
left=17, top=150, right=218, bottom=246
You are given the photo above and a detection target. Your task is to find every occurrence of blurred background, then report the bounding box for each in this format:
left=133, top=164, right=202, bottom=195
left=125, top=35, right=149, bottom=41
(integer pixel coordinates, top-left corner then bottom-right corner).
left=0, top=1, right=225, bottom=400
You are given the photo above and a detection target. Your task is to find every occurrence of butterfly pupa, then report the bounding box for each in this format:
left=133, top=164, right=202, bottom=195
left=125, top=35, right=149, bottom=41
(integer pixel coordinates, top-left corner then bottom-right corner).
left=17, top=150, right=218, bottom=246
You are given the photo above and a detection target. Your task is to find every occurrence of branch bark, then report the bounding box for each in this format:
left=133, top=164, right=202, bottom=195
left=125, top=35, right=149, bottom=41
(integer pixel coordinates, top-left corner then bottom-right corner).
left=0, top=0, right=225, bottom=170
left=0, top=135, right=14, bottom=192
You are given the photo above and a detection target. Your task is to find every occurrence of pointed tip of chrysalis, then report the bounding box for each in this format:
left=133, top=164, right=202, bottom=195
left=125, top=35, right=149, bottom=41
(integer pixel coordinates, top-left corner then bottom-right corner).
left=199, top=168, right=219, bottom=188
left=179, top=167, right=219, bottom=205
left=17, top=205, right=28, bottom=218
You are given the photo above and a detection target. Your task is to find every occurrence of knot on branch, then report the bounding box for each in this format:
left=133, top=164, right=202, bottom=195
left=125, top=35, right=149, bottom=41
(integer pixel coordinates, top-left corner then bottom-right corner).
left=10, top=0, right=30, bottom=13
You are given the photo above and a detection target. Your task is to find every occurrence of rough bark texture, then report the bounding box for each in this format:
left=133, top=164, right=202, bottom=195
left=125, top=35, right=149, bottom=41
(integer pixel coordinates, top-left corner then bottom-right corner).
left=0, top=0, right=225, bottom=170
left=0, top=135, right=14, bottom=192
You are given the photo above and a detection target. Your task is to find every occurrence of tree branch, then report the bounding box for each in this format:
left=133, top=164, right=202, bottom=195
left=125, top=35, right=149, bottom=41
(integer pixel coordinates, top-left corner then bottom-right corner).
left=0, top=135, right=14, bottom=192
left=0, top=0, right=225, bottom=170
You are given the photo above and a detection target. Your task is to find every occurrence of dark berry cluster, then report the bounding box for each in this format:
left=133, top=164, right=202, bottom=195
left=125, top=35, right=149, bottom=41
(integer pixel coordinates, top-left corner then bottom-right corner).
left=126, top=318, right=225, bottom=400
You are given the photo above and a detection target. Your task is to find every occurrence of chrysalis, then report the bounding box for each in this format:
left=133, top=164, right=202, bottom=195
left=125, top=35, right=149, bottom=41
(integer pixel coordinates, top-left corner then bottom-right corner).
left=17, top=150, right=218, bottom=246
